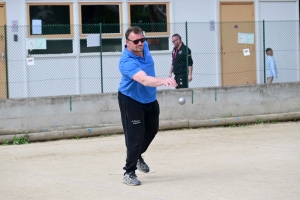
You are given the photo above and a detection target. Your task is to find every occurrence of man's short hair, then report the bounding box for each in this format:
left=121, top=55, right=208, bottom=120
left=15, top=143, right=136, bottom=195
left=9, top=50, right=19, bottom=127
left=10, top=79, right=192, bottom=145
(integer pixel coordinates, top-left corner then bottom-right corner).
left=172, top=33, right=182, bottom=41
left=125, top=26, right=143, bottom=40
left=266, top=48, right=273, bottom=54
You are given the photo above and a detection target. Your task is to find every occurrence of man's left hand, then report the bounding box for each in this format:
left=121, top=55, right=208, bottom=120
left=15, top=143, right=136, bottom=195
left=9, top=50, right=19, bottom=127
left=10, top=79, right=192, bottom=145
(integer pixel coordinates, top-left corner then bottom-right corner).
left=188, top=74, right=192, bottom=82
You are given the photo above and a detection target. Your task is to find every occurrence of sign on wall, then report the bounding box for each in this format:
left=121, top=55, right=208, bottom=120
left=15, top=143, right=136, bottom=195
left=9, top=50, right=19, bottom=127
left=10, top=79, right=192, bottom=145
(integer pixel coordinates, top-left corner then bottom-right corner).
left=87, top=34, right=100, bottom=47
left=209, top=20, right=215, bottom=31
left=238, top=32, right=254, bottom=44
left=11, top=20, right=18, bottom=32
left=26, top=38, right=47, bottom=50
left=32, top=19, right=42, bottom=35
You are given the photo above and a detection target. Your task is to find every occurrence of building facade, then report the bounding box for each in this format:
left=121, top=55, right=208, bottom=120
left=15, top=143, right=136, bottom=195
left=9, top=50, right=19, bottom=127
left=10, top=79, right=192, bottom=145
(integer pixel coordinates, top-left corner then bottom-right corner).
left=0, top=0, right=299, bottom=98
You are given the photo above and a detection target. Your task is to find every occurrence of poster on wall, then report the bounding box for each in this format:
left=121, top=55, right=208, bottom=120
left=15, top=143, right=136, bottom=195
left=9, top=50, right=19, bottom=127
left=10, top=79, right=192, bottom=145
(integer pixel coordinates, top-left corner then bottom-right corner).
left=243, top=48, right=250, bottom=56
left=87, top=34, right=100, bottom=47
left=11, top=20, right=18, bottom=32
left=238, top=32, right=254, bottom=44
left=32, top=19, right=42, bottom=34
left=209, top=20, right=215, bottom=31
left=26, top=38, right=47, bottom=50
left=26, top=57, right=35, bottom=66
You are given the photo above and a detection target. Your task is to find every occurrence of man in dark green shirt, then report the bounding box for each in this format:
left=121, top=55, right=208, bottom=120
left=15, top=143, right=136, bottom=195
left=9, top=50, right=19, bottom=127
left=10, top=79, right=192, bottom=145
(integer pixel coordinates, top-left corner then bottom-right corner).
left=169, top=34, right=193, bottom=89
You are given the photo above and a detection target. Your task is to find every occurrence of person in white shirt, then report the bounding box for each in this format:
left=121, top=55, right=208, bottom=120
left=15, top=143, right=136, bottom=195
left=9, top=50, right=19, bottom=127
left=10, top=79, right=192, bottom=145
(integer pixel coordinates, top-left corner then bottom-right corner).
left=266, top=48, right=278, bottom=83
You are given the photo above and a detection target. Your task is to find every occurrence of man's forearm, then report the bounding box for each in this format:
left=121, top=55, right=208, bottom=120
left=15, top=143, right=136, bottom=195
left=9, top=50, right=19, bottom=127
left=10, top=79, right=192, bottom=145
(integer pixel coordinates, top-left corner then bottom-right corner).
left=188, top=66, right=193, bottom=75
left=133, top=71, right=177, bottom=87
left=142, top=76, right=166, bottom=87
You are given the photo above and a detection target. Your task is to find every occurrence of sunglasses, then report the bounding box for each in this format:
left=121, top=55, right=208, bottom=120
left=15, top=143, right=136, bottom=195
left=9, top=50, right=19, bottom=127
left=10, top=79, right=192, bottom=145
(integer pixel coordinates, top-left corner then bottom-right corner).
left=127, top=38, right=146, bottom=44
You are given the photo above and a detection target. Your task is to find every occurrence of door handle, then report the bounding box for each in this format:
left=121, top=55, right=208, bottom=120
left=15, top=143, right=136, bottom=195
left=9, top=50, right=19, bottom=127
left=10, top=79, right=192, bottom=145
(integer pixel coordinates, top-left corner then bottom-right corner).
left=2, top=52, right=5, bottom=62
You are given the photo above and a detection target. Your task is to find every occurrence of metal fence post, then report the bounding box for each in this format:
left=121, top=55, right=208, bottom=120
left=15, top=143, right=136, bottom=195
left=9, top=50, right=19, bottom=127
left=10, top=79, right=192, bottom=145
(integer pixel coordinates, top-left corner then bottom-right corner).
left=263, top=20, right=266, bottom=83
left=185, top=21, right=189, bottom=88
left=4, top=25, right=9, bottom=98
left=100, top=23, right=103, bottom=93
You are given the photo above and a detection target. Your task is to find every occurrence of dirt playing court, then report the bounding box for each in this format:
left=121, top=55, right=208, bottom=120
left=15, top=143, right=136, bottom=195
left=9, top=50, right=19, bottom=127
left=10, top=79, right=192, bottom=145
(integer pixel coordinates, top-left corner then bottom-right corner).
left=1, top=121, right=300, bottom=200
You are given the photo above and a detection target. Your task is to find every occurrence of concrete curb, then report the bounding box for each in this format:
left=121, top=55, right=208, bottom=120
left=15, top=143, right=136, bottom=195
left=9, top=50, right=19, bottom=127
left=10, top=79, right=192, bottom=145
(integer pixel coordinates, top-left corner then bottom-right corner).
left=189, top=112, right=300, bottom=128
left=0, top=126, right=124, bottom=142
left=0, top=124, right=120, bottom=136
left=0, top=111, right=300, bottom=143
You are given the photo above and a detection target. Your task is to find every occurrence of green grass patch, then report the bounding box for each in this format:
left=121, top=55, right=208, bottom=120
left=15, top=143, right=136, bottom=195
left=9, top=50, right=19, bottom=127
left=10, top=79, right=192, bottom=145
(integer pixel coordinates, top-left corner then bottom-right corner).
left=75, top=135, right=80, bottom=140
left=2, top=135, right=30, bottom=145
left=256, top=118, right=263, bottom=124
left=12, top=135, right=30, bottom=145
left=2, top=139, right=10, bottom=146
left=228, top=122, right=236, bottom=127
left=268, top=120, right=278, bottom=124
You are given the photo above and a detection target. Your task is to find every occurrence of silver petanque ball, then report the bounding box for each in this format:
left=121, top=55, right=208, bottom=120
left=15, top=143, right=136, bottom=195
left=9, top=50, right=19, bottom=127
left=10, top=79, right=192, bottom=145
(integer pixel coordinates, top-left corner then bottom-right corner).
left=178, top=97, right=186, bottom=105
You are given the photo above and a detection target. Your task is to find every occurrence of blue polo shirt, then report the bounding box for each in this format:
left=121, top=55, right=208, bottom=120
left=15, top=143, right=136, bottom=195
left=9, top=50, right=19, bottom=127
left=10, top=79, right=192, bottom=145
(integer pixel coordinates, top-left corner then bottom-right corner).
left=118, top=41, right=157, bottom=104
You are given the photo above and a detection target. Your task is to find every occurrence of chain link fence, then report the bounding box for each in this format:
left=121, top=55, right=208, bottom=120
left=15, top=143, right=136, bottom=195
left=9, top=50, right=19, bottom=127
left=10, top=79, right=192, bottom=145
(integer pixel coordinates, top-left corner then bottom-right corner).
left=0, top=21, right=299, bottom=99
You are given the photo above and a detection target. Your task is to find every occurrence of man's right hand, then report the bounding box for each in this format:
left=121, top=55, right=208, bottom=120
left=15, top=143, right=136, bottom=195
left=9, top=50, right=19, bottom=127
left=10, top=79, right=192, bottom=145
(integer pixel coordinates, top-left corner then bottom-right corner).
left=163, top=77, right=178, bottom=88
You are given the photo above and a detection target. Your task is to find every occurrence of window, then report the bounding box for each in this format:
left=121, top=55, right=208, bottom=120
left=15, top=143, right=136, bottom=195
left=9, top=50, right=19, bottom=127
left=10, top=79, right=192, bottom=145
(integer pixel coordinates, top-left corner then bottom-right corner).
left=79, top=3, right=122, bottom=37
left=79, top=3, right=122, bottom=53
left=29, top=40, right=73, bottom=55
left=27, top=3, right=73, bottom=54
left=27, top=3, right=73, bottom=37
left=80, top=38, right=122, bottom=53
left=147, top=38, right=169, bottom=51
left=128, top=3, right=170, bottom=36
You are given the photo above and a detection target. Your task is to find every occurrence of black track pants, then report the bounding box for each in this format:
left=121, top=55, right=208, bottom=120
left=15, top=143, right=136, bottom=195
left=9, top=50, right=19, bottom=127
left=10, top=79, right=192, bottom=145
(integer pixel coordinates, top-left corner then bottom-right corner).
left=174, top=74, right=188, bottom=89
left=118, top=92, right=159, bottom=173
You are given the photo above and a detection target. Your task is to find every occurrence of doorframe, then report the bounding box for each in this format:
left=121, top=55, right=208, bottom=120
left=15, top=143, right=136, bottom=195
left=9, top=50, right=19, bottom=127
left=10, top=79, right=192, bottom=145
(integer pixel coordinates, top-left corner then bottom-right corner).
left=0, top=2, right=6, bottom=6
left=0, top=2, right=6, bottom=16
left=219, top=1, right=255, bottom=86
left=0, top=2, right=7, bottom=99
left=0, top=2, right=6, bottom=24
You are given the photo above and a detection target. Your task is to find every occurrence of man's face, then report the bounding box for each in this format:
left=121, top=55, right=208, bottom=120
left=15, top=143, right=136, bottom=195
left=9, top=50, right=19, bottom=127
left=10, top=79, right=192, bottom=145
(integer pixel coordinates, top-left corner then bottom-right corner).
left=172, top=36, right=181, bottom=48
left=126, top=32, right=144, bottom=54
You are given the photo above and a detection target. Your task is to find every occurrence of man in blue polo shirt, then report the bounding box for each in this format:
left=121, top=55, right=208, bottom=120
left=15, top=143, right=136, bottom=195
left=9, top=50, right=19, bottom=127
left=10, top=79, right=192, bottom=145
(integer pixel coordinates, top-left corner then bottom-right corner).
left=118, top=26, right=177, bottom=186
